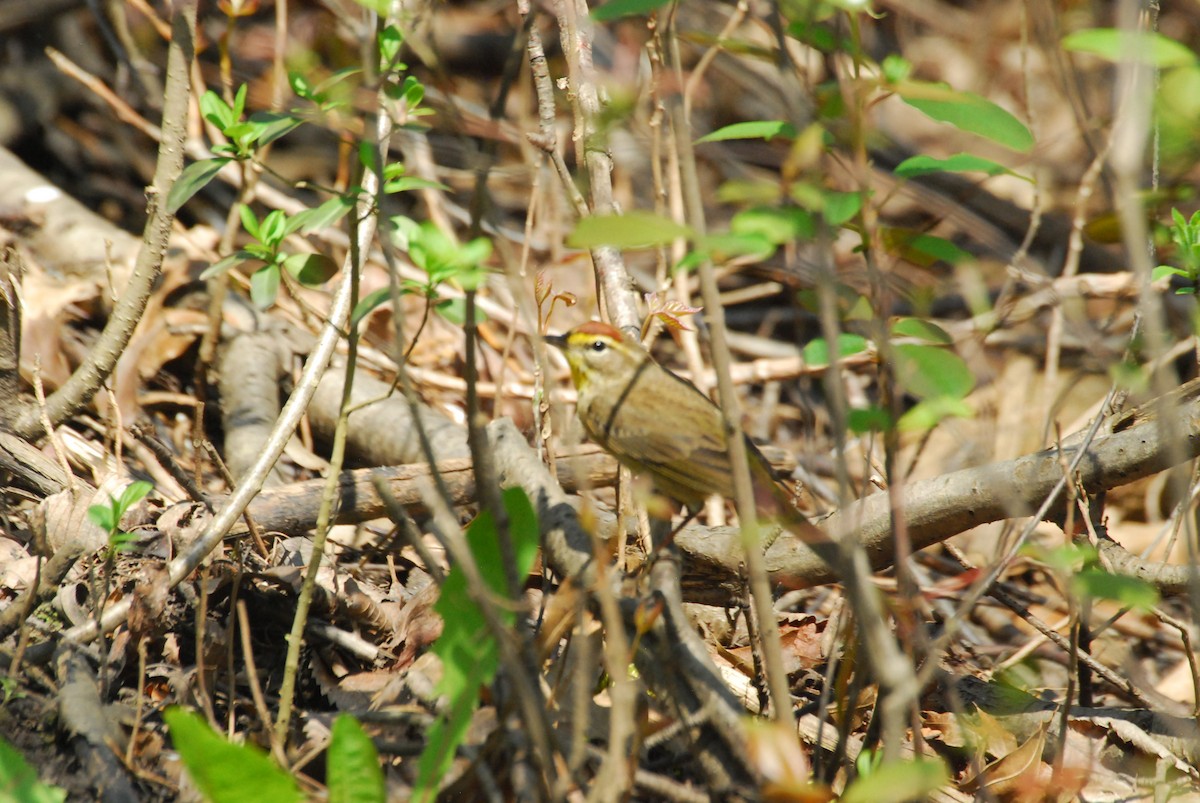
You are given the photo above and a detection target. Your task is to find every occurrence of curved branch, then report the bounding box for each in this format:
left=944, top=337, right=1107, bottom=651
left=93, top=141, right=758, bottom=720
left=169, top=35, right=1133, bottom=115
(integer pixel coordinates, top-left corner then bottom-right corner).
left=13, top=4, right=195, bottom=440
left=677, top=386, right=1200, bottom=598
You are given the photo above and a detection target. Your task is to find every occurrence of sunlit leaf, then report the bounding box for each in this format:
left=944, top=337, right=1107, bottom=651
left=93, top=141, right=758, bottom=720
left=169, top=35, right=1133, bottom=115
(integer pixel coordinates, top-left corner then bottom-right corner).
left=591, top=0, right=671, bottom=21
left=890, top=317, right=953, bottom=344
left=1073, top=569, right=1160, bottom=610
left=803, top=334, right=869, bottom=365
left=842, top=757, right=950, bottom=803
left=283, top=253, right=339, bottom=286
left=696, top=120, right=797, bottom=143
left=250, top=264, right=281, bottom=308
left=897, top=82, right=1034, bottom=152
left=568, top=212, right=692, bottom=249
left=894, top=153, right=1023, bottom=179
left=1062, top=28, right=1197, bottom=67
left=893, top=343, right=974, bottom=399
left=164, top=708, right=301, bottom=803
left=327, top=716, right=385, bottom=803
left=167, top=158, right=231, bottom=214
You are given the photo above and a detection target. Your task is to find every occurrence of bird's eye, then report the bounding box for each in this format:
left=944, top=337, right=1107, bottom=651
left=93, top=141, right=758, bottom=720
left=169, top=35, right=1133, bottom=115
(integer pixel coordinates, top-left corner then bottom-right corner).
left=590, top=340, right=607, bottom=353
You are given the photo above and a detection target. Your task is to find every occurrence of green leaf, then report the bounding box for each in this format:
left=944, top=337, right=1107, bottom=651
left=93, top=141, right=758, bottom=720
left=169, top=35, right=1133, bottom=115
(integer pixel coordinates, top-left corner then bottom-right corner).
left=591, top=0, right=671, bottom=21
left=898, top=82, right=1034, bottom=152
left=327, top=716, right=385, bottom=803
left=283, top=253, right=339, bottom=286
left=847, top=406, right=893, bottom=434
left=250, top=265, right=281, bottom=309
left=164, top=708, right=301, bottom=803
left=841, top=757, right=950, bottom=803
left=167, top=158, right=232, bottom=214
left=567, top=212, right=692, bottom=249
left=286, top=196, right=355, bottom=234
left=883, top=228, right=972, bottom=266
left=880, top=54, right=912, bottom=83
left=87, top=504, right=117, bottom=534
left=694, top=232, right=775, bottom=261
left=821, top=190, right=862, bottom=226
left=246, top=111, right=304, bottom=147
left=118, top=481, right=153, bottom=513
left=385, top=176, right=449, bottom=194
left=378, top=24, right=404, bottom=68
left=890, top=317, right=953, bottom=344
left=258, top=210, right=290, bottom=248
left=1153, top=265, right=1191, bottom=281
left=200, top=251, right=258, bottom=280
left=897, top=396, right=973, bottom=431
left=731, top=206, right=815, bottom=244
left=715, top=179, right=784, bottom=205
left=415, top=488, right=540, bottom=801
left=435, top=297, right=483, bottom=325
left=1072, top=569, right=1160, bottom=610
left=199, top=90, right=234, bottom=131
left=0, top=736, right=66, bottom=803
left=1062, top=28, right=1197, bottom=68
left=893, top=343, right=975, bottom=399
left=696, top=120, right=797, bottom=144
left=894, top=153, right=1021, bottom=179
left=803, top=333, right=869, bottom=366
left=352, top=288, right=395, bottom=328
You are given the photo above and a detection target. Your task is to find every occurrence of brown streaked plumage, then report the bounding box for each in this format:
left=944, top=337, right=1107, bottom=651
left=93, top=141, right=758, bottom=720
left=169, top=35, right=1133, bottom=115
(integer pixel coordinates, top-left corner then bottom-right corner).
left=545, top=322, right=821, bottom=539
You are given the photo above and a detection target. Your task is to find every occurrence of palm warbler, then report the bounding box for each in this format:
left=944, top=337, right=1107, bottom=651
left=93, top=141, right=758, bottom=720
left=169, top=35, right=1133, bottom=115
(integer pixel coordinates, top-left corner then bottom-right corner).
left=545, top=321, right=820, bottom=536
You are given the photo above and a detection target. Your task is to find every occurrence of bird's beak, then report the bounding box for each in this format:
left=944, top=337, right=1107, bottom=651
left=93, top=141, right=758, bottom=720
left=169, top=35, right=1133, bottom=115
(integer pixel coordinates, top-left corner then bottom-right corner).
left=543, top=333, right=568, bottom=349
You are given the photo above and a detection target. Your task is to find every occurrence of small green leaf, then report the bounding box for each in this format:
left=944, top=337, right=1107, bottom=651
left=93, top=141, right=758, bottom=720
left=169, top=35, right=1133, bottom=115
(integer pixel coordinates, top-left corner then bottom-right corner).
left=1153, top=265, right=1191, bottom=281
left=881, top=54, right=912, bottom=83
left=164, top=708, right=301, bottom=803
left=434, top=297, right=474, bottom=325
left=898, top=82, right=1034, bottom=152
left=384, top=176, right=449, bottom=194
left=379, top=24, right=404, bottom=68
left=715, top=179, right=784, bottom=205
left=247, top=111, right=304, bottom=147
left=86, top=504, right=116, bottom=533
left=841, top=757, right=950, bottom=803
left=847, top=406, right=892, bottom=434
left=327, top=716, right=385, bottom=803
left=352, top=288, right=394, bottom=329
left=731, top=206, right=815, bottom=244
left=167, top=158, right=232, bottom=214
left=894, top=153, right=1021, bottom=179
left=694, top=232, right=775, bottom=261
left=883, top=228, right=972, bottom=266
left=893, top=343, right=975, bottom=399
left=200, top=251, right=255, bottom=279
left=283, top=253, right=339, bottom=286
left=258, top=210, right=290, bottom=248
left=897, top=396, right=973, bottom=431
left=0, top=736, right=66, bottom=803
left=890, top=317, right=953, bottom=344
left=1062, top=28, right=1197, bottom=68
left=250, top=264, right=281, bottom=309
left=803, top=334, right=869, bottom=366
left=567, top=212, right=692, bottom=249
left=591, top=0, right=671, bottom=21
left=822, top=190, right=862, bottom=226
left=1072, top=569, right=1159, bottom=610
left=118, top=481, right=153, bottom=512
left=286, top=196, right=355, bottom=234
left=239, top=204, right=261, bottom=240
left=696, top=120, right=797, bottom=144
left=199, top=91, right=234, bottom=131
left=415, top=489, right=540, bottom=802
